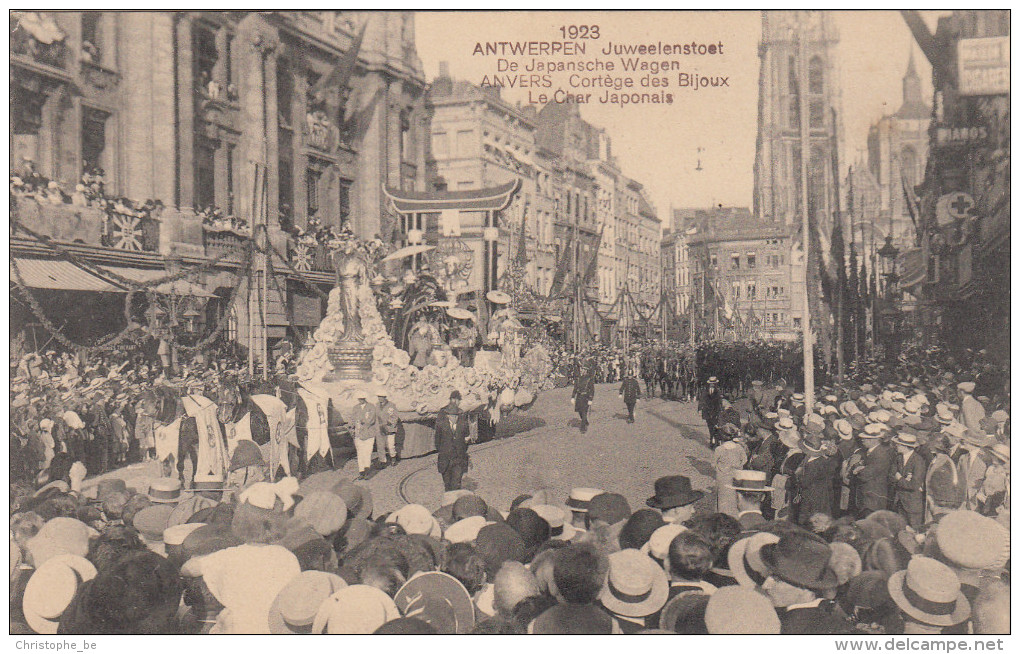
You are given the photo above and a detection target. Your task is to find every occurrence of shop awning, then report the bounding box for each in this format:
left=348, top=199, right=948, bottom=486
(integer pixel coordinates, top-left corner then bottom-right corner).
left=10, top=258, right=124, bottom=293
left=99, top=266, right=216, bottom=298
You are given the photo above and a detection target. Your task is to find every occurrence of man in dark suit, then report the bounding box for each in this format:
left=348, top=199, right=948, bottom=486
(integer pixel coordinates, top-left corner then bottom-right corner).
left=698, top=377, right=723, bottom=447
left=572, top=363, right=596, bottom=433
left=435, top=390, right=470, bottom=491
left=793, top=433, right=839, bottom=526
left=890, top=432, right=927, bottom=529
left=619, top=370, right=641, bottom=424
left=850, top=429, right=893, bottom=516
left=760, top=532, right=853, bottom=635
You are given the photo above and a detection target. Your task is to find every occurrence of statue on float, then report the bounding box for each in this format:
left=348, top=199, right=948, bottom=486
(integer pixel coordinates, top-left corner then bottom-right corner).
left=294, top=224, right=553, bottom=425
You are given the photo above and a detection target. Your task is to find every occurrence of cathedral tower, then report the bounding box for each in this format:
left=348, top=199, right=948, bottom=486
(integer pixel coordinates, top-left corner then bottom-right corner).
left=752, top=10, right=843, bottom=228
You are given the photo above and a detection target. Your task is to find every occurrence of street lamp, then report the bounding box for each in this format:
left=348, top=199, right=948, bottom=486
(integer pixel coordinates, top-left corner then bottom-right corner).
left=877, top=235, right=900, bottom=297
left=877, top=235, right=901, bottom=362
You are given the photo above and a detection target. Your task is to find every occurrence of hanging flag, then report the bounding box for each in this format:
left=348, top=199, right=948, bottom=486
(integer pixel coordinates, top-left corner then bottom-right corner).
left=548, top=232, right=574, bottom=299
left=309, top=20, right=368, bottom=112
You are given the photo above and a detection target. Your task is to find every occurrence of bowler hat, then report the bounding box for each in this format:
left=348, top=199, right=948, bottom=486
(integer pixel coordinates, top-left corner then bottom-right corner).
left=759, top=530, right=838, bottom=591
left=658, top=591, right=710, bottom=634
left=646, top=475, right=703, bottom=510
left=474, top=523, right=527, bottom=578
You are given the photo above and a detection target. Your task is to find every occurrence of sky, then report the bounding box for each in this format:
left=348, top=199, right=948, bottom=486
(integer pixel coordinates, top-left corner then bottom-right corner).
left=414, top=10, right=946, bottom=222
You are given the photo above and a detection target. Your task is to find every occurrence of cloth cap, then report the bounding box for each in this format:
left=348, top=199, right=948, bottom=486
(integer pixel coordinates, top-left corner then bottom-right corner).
left=444, top=515, right=489, bottom=544
left=312, top=584, right=400, bottom=634
left=294, top=492, right=348, bottom=537
left=935, top=511, right=1010, bottom=571
left=643, top=523, right=686, bottom=561
left=705, top=585, right=780, bottom=634
left=25, top=517, right=97, bottom=567
left=588, top=493, right=632, bottom=525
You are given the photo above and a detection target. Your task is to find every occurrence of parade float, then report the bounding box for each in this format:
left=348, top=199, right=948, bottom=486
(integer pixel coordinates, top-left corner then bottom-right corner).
left=293, top=225, right=553, bottom=455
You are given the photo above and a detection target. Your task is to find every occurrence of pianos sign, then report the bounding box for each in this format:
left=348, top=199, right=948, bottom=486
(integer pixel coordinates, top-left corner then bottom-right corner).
left=957, top=36, right=1009, bottom=96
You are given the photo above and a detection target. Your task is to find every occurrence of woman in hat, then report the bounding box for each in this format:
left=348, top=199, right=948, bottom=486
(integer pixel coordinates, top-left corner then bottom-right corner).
left=713, top=424, right=748, bottom=517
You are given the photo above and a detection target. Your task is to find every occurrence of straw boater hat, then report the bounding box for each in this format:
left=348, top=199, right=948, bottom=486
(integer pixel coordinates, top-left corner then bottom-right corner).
left=486, top=290, right=511, bottom=304
left=148, top=477, right=182, bottom=504
left=599, top=549, right=669, bottom=618
left=567, top=487, right=603, bottom=516
left=22, top=554, right=98, bottom=634
left=834, top=419, right=854, bottom=440
left=728, top=469, right=773, bottom=493
left=891, top=432, right=919, bottom=449
left=393, top=571, right=476, bottom=634
left=728, top=531, right=780, bottom=588
left=887, top=557, right=970, bottom=627
left=705, top=586, right=781, bottom=634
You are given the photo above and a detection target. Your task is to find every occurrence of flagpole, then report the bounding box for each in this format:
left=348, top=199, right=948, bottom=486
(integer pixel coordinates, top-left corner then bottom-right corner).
left=796, top=25, right=815, bottom=412
left=831, top=107, right=844, bottom=384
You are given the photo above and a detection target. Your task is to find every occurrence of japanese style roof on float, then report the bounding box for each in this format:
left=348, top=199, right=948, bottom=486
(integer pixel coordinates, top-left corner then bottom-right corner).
left=384, top=179, right=520, bottom=213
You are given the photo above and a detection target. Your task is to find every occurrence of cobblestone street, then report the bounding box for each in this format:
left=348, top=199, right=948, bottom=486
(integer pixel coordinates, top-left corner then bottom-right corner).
left=370, top=383, right=718, bottom=515
left=84, top=383, right=719, bottom=517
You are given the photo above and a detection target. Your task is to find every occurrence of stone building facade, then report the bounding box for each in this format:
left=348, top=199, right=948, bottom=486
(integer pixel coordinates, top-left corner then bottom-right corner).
left=10, top=11, right=429, bottom=350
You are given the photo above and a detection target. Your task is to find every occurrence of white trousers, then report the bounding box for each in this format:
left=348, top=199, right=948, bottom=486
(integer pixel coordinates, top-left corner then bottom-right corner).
left=354, top=437, right=375, bottom=472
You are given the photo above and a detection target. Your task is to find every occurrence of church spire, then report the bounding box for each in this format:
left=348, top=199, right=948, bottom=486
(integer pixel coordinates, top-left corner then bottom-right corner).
left=898, top=48, right=925, bottom=118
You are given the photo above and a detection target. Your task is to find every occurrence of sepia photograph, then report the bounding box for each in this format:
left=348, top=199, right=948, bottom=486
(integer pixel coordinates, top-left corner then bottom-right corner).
left=7, top=8, right=1010, bottom=640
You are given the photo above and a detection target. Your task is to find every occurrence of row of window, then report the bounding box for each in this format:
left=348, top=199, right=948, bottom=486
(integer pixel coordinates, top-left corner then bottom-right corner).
left=703, top=252, right=786, bottom=270
left=730, top=281, right=787, bottom=301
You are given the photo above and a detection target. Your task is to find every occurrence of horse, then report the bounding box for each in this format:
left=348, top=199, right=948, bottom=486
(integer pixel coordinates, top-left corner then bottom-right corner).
left=136, top=386, right=201, bottom=485
left=211, top=378, right=294, bottom=481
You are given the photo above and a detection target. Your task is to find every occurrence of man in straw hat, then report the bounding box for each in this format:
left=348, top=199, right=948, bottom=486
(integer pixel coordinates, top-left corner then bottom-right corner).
left=729, top=470, right=772, bottom=531
left=887, top=557, right=971, bottom=634
left=890, top=432, right=927, bottom=529
left=850, top=425, right=893, bottom=516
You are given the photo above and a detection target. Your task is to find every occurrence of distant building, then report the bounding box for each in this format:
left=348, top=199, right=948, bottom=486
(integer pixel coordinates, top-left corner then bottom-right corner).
left=862, top=52, right=931, bottom=250
left=687, top=207, right=800, bottom=341
left=426, top=68, right=555, bottom=296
